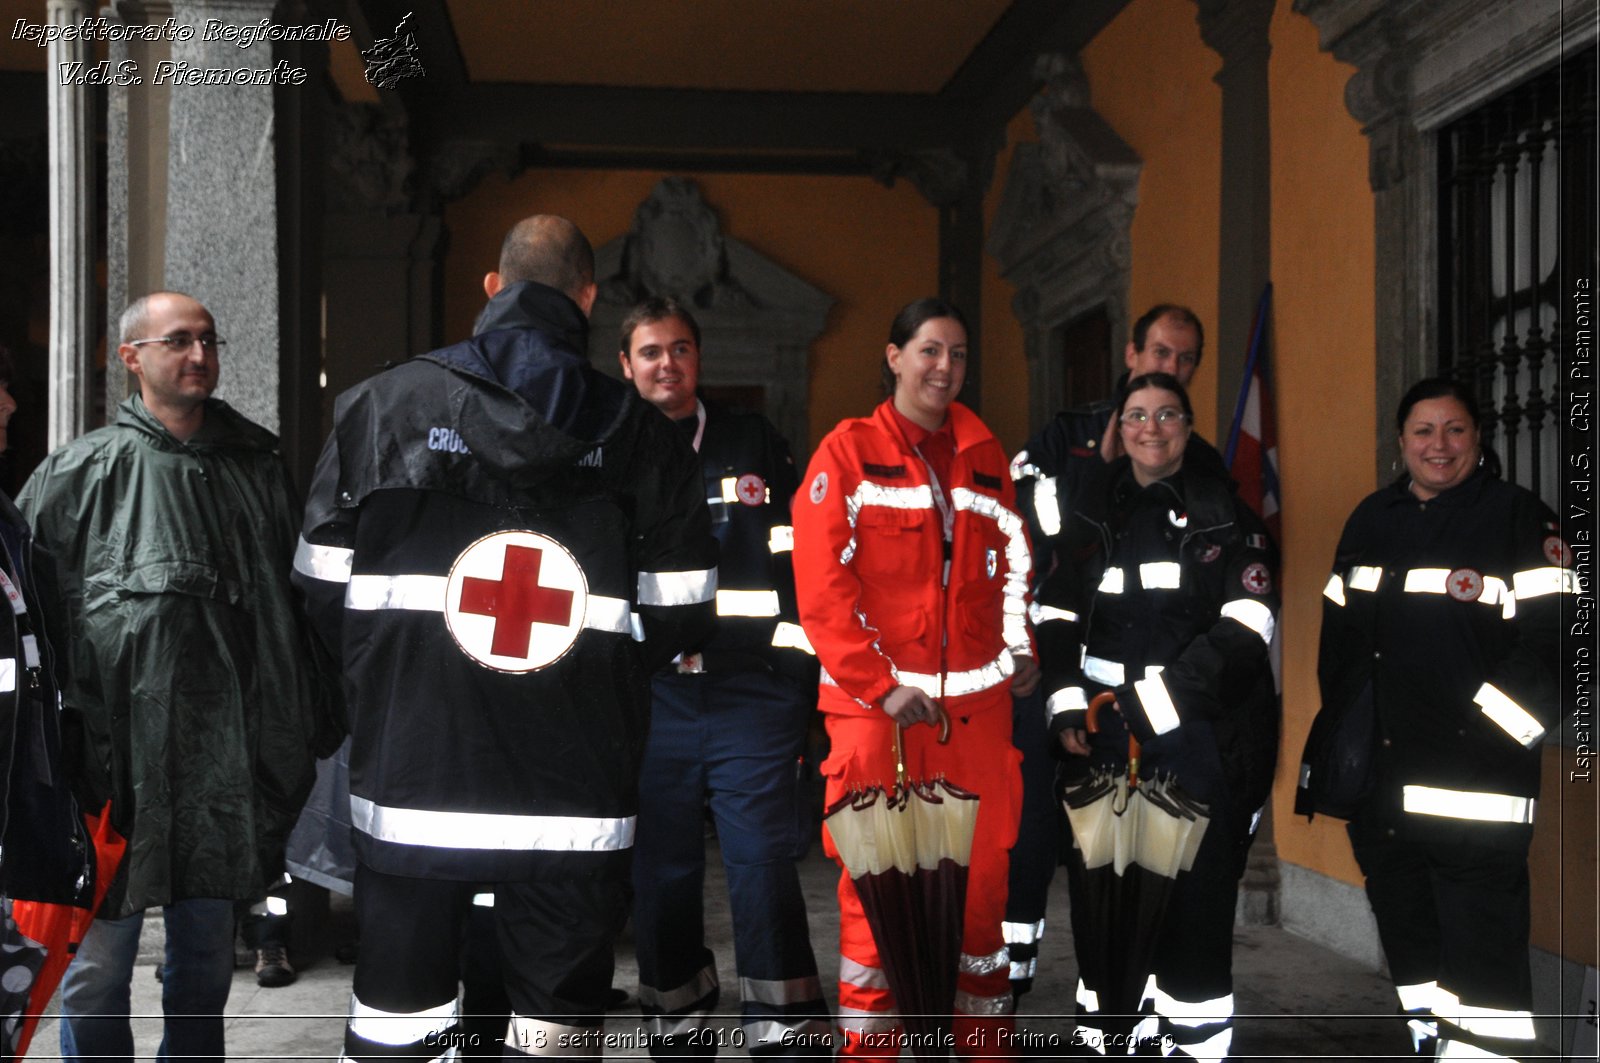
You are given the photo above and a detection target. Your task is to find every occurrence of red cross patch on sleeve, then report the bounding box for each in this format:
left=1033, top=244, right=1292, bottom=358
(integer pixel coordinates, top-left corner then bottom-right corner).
left=1241, top=562, right=1272, bottom=595
left=1543, top=535, right=1573, bottom=566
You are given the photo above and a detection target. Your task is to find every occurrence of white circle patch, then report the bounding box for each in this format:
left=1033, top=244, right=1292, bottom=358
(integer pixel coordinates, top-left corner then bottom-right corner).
left=809, top=471, right=829, bottom=504
left=736, top=473, right=767, bottom=507
left=1446, top=568, right=1483, bottom=602
left=444, top=530, right=588, bottom=673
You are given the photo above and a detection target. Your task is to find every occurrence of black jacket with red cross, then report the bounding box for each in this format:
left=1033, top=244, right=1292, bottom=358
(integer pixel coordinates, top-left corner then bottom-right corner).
left=292, top=281, right=717, bottom=882
left=1300, top=469, right=1573, bottom=848
left=1039, top=457, right=1279, bottom=823
left=675, top=400, right=816, bottom=688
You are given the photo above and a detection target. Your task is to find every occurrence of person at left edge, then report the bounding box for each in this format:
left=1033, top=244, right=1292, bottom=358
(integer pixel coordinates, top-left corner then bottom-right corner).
left=293, top=215, right=719, bottom=1060
left=618, top=296, right=829, bottom=1057
left=17, top=291, right=338, bottom=1062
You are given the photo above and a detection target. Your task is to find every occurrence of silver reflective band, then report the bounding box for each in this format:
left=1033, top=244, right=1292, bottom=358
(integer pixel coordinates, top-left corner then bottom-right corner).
left=1403, top=569, right=1511, bottom=609
left=1009, top=453, right=1037, bottom=483
left=771, top=621, right=816, bottom=654
left=346, top=574, right=446, bottom=611
left=1134, top=672, right=1181, bottom=736
left=295, top=537, right=354, bottom=583
left=638, top=963, right=718, bottom=1012
left=716, top=589, right=781, bottom=618
left=1474, top=682, right=1545, bottom=748
left=1030, top=602, right=1080, bottom=625
left=846, top=481, right=934, bottom=526
left=1323, top=574, right=1346, bottom=607
left=839, top=957, right=889, bottom=990
left=1083, top=654, right=1125, bottom=686
left=582, top=595, right=637, bottom=636
left=644, top=1011, right=710, bottom=1039
left=1401, top=785, right=1534, bottom=825
left=1220, top=598, right=1276, bottom=645
left=1033, top=475, right=1061, bottom=538
left=746, top=1018, right=832, bottom=1043
left=0, top=659, right=13, bottom=694
left=1098, top=567, right=1126, bottom=594
left=897, top=650, right=1016, bottom=699
left=1394, top=980, right=1439, bottom=1014
left=1076, top=980, right=1100, bottom=1013
left=1047, top=686, right=1088, bottom=717
left=953, top=989, right=1014, bottom=1016
left=265, top=895, right=289, bottom=916
left=1002, top=918, right=1045, bottom=945
left=1347, top=566, right=1383, bottom=592
left=21, top=634, right=38, bottom=668
left=959, top=948, right=1009, bottom=976
left=951, top=488, right=1033, bottom=653
left=1010, top=957, right=1038, bottom=979
left=720, top=476, right=740, bottom=504
left=1435, top=987, right=1536, bottom=1041
left=348, top=993, right=457, bottom=1047
left=350, top=795, right=635, bottom=851
left=739, top=974, right=824, bottom=1006
left=1513, top=566, right=1579, bottom=600
left=638, top=568, right=717, bottom=607
left=1140, top=562, right=1182, bottom=589
left=508, top=1015, right=599, bottom=1057
left=1149, top=983, right=1235, bottom=1023
left=472, top=892, right=494, bottom=907
left=769, top=525, right=795, bottom=553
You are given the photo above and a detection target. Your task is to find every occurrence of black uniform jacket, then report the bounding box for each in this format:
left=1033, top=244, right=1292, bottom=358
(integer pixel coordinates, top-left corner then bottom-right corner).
left=294, top=281, right=717, bottom=881
left=1301, top=470, right=1573, bottom=849
left=1038, top=457, right=1279, bottom=822
left=680, top=401, right=817, bottom=687
left=1011, top=379, right=1228, bottom=584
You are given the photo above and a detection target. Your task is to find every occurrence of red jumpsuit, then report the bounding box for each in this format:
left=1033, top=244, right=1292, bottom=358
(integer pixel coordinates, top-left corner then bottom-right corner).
left=792, top=400, right=1033, bottom=1061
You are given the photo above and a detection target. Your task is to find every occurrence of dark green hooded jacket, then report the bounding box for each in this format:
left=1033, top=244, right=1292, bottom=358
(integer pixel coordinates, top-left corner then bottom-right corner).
left=18, top=395, right=338, bottom=913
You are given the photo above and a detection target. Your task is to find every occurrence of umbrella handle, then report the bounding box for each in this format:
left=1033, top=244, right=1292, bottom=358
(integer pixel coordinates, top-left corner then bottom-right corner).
left=1085, top=691, right=1142, bottom=786
left=892, top=706, right=951, bottom=788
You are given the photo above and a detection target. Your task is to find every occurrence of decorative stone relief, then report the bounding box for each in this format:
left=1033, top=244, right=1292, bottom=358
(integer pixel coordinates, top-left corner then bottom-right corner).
left=325, top=103, right=414, bottom=214
left=987, top=53, right=1141, bottom=432
left=587, top=177, right=832, bottom=454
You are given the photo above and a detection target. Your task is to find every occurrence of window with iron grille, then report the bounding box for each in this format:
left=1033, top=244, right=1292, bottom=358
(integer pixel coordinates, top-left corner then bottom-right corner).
left=1438, top=47, right=1597, bottom=507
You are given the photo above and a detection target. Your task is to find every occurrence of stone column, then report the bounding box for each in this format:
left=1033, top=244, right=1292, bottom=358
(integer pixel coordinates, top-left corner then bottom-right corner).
left=46, top=0, right=97, bottom=445
left=1197, top=0, right=1280, bottom=927
left=1196, top=0, right=1275, bottom=442
left=105, top=0, right=174, bottom=416
left=162, top=0, right=287, bottom=432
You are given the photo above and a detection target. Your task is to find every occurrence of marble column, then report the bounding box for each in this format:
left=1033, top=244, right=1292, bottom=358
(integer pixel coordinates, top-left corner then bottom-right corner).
left=47, top=0, right=97, bottom=446
left=162, top=0, right=287, bottom=432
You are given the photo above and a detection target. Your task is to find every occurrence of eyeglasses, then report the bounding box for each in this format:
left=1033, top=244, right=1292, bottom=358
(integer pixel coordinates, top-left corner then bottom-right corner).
left=1119, top=407, right=1189, bottom=427
left=128, top=333, right=226, bottom=353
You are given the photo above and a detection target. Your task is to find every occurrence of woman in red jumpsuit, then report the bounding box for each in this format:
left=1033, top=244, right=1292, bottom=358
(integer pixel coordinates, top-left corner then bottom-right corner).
left=792, top=298, right=1038, bottom=1060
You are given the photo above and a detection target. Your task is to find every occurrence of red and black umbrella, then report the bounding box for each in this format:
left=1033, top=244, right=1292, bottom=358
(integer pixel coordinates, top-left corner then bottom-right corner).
left=824, top=710, right=975, bottom=1061
left=1061, top=694, right=1209, bottom=1039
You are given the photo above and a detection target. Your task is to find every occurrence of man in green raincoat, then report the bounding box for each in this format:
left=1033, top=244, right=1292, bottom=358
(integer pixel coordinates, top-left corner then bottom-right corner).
left=17, top=290, right=337, bottom=1062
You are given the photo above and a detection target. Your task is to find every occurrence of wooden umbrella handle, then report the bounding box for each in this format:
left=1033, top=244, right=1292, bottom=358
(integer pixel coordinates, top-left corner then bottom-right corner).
left=892, top=705, right=952, bottom=789
left=1085, top=691, right=1142, bottom=784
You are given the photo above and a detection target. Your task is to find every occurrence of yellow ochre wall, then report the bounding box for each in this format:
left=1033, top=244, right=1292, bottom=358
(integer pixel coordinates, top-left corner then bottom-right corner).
left=442, top=170, right=937, bottom=452
left=1082, top=0, right=1223, bottom=443
left=1266, top=2, right=1376, bottom=888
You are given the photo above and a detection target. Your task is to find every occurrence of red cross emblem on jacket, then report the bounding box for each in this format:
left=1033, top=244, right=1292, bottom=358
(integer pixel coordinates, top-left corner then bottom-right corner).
left=445, top=530, right=589, bottom=672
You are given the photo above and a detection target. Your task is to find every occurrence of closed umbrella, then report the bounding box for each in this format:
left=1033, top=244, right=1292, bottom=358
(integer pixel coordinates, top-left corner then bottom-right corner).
left=1061, top=693, right=1209, bottom=1039
left=824, top=710, right=975, bottom=1061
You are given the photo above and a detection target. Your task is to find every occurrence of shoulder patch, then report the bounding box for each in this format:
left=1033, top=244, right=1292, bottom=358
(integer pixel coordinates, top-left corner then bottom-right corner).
left=1197, top=544, right=1223, bottom=564
left=735, top=473, right=767, bottom=507
left=809, top=471, right=828, bottom=504
left=972, top=471, right=1003, bottom=491
left=1544, top=535, right=1573, bottom=566
left=863, top=462, right=907, bottom=478
left=1241, top=562, right=1272, bottom=595
left=1446, top=568, right=1484, bottom=602
left=1245, top=533, right=1267, bottom=550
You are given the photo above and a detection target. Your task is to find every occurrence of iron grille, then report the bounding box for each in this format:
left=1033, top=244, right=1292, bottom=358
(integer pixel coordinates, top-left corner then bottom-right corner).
left=1438, top=47, right=1597, bottom=507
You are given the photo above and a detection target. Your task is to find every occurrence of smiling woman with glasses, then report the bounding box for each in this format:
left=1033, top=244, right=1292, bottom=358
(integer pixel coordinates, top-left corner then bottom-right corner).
left=1033, top=371, right=1280, bottom=1058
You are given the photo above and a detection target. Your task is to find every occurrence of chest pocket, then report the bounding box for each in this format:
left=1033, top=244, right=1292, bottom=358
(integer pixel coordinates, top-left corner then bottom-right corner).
left=854, top=507, right=931, bottom=583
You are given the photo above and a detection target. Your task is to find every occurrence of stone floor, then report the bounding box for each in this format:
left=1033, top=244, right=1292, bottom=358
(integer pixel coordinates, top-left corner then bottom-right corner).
left=23, top=840, right=1536, bottom=1060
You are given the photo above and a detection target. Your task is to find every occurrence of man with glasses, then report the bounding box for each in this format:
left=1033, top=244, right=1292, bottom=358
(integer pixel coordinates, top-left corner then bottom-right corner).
left=1003, top=304, right=1226, bottom=1001
left=18, top=290, right=338, bottom=1061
